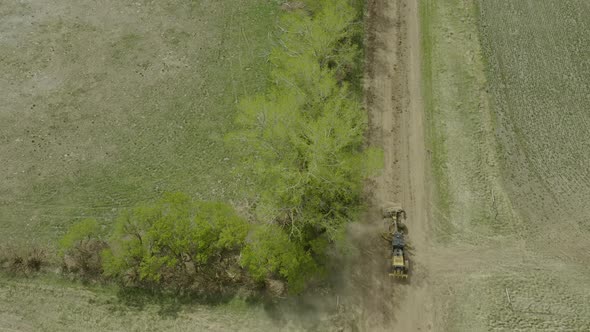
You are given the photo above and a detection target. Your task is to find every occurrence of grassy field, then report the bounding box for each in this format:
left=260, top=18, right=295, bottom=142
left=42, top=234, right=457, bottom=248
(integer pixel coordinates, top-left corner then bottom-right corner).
left=421, top=0, right=590, bottom=330
left=0, top=0, right=276, bottom=246
left=0, top=275, right=279, bottom=332
left=479, top=0, right=590, bottom=261
left=421, top=0, right=517, bottom=243
left=475, top=2, right=590, bottom=328
left=0, top=1, right=291, bottom=330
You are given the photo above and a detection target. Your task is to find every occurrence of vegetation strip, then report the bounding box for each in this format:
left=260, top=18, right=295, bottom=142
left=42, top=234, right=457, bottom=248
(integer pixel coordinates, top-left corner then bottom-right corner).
left=228, top=0, right=375, bottom=293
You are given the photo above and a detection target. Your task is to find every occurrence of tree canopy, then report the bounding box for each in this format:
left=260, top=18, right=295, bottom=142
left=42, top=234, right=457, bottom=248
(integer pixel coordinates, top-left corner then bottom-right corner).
left=102, top=193, right=250, bottom=287
left=227, top=0, right=380, bottom=291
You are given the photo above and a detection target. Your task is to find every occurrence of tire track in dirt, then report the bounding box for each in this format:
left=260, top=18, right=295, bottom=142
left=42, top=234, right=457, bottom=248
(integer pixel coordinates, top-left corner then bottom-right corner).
left=362, top=0, right=434, bottom=330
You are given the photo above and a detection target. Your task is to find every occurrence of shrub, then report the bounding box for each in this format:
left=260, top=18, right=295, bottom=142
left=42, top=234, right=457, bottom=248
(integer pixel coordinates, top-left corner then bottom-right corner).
left=1, top=246, right=48, bottom=275
left=102, top=192, right=251, bottom=290
left=59, top=218, right=106, bottom=276
left=25, top=247, right=47, bottom=272
left=240, top=224, right=317, bottom=294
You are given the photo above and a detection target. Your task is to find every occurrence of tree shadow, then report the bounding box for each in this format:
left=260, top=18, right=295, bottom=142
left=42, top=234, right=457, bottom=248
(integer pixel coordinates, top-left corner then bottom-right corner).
left=111, top=286, right=249, bottom=319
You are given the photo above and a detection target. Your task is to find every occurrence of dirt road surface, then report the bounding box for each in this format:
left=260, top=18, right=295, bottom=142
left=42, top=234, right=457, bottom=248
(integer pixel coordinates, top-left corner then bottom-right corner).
left=359, top=0, right=435, bottom=330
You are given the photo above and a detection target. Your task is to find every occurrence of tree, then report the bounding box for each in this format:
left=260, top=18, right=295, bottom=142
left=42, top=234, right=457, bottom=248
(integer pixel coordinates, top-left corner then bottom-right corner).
left=240, top=224, right=318, bottom=294
left=227, top=0, right=380, bottom=294
left=102, top=193, right=250, bottom=288
left=230, top=65, right=379, bottom=244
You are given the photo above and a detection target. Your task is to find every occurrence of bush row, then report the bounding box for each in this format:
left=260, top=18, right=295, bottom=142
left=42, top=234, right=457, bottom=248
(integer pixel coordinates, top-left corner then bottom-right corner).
left=226, top=0, right=377, bottom=292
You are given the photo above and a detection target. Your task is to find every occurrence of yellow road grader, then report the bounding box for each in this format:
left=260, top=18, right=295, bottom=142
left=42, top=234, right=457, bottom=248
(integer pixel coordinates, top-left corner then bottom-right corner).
left=382, top=205, right=410, bottom=278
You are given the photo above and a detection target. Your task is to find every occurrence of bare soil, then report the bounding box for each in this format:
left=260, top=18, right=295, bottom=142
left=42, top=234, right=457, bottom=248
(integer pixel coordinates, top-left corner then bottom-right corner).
left=346, top=0, right=435, bottom=330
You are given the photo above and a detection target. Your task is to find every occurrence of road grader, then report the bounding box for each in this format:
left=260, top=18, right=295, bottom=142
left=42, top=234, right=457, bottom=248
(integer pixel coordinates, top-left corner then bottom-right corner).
left=381, top=205, right=410, bottom=278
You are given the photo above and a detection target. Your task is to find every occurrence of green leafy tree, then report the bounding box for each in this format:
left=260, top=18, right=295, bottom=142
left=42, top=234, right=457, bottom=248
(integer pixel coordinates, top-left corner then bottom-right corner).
left=278, top=0, right=357, bottom=64
left=227, top=0, right=379, bottom=294
left=102, top=193, right=250, bottom=288
left=240, top=224, right=318, bottom=294
left=231, top=70, right=380, bottom=243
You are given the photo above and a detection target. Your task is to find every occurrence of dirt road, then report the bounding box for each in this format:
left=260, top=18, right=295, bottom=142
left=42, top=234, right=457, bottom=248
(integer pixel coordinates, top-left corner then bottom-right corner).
left=361, top=0, right=435, bottom=330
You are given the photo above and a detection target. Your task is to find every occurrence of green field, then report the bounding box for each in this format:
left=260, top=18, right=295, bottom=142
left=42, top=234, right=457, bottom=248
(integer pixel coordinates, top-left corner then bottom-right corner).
left=0, top=275, right=278, bottom=332
left=421, top=0, right=516, bottom=242
left=479, top=0, right=590, bottom=258
left=476, top=2, right=590, bottom=328
left=0, top=0, right=275, bottom=246
left=0, top=1, right=284, bottom=330
left=0, top=2, right=371, bottom=330
left=422, top=0, right=590, bottom=330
